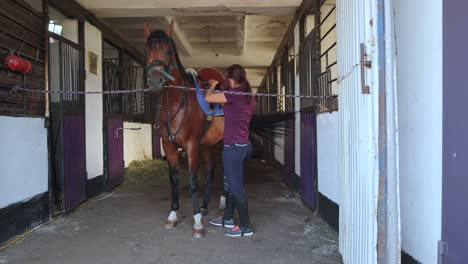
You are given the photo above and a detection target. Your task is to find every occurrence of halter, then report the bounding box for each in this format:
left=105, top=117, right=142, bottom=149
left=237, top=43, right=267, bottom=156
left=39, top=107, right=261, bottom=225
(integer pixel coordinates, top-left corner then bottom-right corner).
left=146, top=52, right=176, bottom=86
left=146, top=44, right=187, bottom=144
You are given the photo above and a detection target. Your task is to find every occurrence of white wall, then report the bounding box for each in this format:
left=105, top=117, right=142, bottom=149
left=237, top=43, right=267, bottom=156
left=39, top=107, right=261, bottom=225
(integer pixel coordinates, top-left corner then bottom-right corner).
left=85, top=22, right=104, bottom=179
left=274, top=133, right=285, bottom=165
left=0, top=117, right=48, bottom=209
left=317, top=112, right=339, bottom=204
left=294, top=22, right=301, bottom=176
left=395, top=0, right=442, bottom=263
left=317, top=0, right=339, bottom=205
left=123, top=122, right=153, bottom=166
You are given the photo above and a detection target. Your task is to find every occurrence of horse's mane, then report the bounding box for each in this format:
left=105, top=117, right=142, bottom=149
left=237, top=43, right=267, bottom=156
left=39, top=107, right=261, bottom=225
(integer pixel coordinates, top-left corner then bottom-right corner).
left=146, top=30, right=194, bottom=84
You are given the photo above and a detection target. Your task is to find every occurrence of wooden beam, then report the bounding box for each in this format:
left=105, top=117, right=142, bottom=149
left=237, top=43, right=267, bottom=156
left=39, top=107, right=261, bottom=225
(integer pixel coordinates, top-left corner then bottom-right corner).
left=161, top=16, right=193, bottom=57
left=49, top=0, right=144, bottom=63
left=235, top=16, right=246, bottom=56
left=76, top=0, right=302, bottom=17
left=77, top=0, right=302, bottom=9
left=88, top=7, right=298, bottom=17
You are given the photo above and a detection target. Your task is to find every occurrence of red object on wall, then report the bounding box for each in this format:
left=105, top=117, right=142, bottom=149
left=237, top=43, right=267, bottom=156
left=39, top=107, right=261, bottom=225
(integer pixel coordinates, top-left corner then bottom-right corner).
left=4, top=55, right=32, bottom=73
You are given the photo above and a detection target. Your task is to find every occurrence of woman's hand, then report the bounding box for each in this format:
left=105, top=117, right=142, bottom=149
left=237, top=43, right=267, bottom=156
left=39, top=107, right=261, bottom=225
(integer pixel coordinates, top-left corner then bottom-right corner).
left=205, top=79, right=227, bottom=104
left=207, top=79, right=219, bottom=90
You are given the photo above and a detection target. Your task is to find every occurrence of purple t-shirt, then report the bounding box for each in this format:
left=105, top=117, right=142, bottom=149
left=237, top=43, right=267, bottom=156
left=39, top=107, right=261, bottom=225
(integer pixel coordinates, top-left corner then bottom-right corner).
left=223, top=86, right=256, bottom=144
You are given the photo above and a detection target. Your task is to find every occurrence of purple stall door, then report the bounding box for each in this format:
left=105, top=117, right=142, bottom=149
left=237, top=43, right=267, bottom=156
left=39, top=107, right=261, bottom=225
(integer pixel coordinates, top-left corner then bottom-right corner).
left=106, top=118, right=124, bottom=189
left=442, top=0, right=468, bottom=262
left=300, top=112, right=316, bottom=209
left=283, top=119, right=296, bottom=186
left=153, top=127, right=161, bottom=159
left=63, top=114, right=87, bottom=211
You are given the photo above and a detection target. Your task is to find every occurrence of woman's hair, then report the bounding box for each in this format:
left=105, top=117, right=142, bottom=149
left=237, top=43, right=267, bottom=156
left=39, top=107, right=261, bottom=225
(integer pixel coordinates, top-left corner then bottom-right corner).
left=225, top=64, right=252, bottom=104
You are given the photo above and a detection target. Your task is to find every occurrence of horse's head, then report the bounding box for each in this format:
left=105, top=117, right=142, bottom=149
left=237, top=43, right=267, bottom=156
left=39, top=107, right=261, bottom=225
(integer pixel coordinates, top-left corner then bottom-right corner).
left=144, top=22, right=176, bottom=92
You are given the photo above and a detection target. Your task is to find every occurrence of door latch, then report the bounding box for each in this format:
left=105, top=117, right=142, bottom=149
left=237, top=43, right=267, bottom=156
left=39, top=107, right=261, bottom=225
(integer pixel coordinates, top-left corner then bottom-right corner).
left=115, top=127, right=141, bottom=138
left=360, top=43, right=372, bottom=94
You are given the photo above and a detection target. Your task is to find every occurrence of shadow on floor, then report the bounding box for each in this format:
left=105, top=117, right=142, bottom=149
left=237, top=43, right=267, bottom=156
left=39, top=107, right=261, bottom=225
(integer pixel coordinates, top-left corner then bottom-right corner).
left=0, top=158, right=343, bottom=264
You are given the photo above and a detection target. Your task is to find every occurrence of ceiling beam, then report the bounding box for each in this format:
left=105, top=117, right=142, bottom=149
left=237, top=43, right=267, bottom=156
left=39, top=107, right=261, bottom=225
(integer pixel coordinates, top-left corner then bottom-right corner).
left=235, top=16, right=247, bottom=56
left=82, top=7, right=299, bottom=17
left=160, top=17, right=193, bottom=57
left=77, top=0, right=302, bottom=10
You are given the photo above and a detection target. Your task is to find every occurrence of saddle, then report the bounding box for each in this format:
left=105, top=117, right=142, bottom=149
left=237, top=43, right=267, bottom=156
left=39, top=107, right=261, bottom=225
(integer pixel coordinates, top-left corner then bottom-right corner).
left=187, top=68, right=225, bottom=116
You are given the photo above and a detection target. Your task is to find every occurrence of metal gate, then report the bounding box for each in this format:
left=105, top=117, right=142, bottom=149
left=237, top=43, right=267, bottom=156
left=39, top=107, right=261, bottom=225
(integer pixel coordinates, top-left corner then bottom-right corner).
left=283, top=57, right=296, bottom=187
left=103, top=57, right=124, bottom=190
left=49, top=35, right=86, bottom=212
left=298, top=29, right=320, bottom=209
left=105, top=117, right=124, bottom=189
left=103, top=49, right=147, bottom=189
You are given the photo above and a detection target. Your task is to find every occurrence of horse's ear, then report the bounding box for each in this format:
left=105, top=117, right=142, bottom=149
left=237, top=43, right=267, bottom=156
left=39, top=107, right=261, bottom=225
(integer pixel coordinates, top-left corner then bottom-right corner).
left=144, top=22, right=151, bottom=38
left=166, top=20, right=174, bottom=38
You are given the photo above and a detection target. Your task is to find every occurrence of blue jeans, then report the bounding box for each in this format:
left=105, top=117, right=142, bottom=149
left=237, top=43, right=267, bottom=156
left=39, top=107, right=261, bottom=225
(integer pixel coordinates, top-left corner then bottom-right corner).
left=223, top=143, right=252, bottom=194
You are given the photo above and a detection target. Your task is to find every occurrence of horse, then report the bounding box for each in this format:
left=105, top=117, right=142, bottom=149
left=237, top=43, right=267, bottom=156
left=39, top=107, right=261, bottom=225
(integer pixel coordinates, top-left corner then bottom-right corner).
left=143, top=22, right=225, bottom=237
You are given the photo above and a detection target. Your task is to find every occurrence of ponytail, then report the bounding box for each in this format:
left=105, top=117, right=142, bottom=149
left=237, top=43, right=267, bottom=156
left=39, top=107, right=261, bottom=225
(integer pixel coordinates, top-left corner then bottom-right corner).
left=225, top=64, right=252, bottom=104
left=243, top=80, right=252, bottom=104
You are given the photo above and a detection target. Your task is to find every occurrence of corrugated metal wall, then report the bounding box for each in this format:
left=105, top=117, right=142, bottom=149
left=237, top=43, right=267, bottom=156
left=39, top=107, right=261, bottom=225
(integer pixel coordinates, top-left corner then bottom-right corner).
left=337, top=0, right=380, bottom=263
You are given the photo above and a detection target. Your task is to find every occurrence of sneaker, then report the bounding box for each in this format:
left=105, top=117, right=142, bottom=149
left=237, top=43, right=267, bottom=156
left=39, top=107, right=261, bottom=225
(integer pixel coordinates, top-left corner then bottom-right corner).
left=224, top=226, right=254, bottom=237
left=209, top=216, right=235, bottom=228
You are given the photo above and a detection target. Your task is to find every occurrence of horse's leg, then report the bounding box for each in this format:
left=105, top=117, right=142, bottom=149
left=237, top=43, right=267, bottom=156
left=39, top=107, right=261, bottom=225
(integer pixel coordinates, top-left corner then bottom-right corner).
left=200, top=147, right=214, bottom=216
left=162, top=140, right=180, bottom=228
left=185, top=141, right=203, bottom=237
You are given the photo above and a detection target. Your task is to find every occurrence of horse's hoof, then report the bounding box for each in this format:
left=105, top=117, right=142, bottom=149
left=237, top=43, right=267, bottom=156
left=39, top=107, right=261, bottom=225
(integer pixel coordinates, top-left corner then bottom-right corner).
left=200, top=208, right=208, bottom=216
left=192, top=228, right=204, bottom=238
left=165, top=220, right=177, bottom=229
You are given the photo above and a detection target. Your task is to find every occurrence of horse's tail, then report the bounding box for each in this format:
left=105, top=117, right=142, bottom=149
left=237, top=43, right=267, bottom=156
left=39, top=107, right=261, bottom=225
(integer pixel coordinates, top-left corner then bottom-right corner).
left=249, top=112, right=295, bottom=148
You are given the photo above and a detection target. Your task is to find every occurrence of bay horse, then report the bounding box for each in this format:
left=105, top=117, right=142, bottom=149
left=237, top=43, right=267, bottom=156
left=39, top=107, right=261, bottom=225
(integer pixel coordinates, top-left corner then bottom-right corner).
left=143, top=22, right=224, bottom=237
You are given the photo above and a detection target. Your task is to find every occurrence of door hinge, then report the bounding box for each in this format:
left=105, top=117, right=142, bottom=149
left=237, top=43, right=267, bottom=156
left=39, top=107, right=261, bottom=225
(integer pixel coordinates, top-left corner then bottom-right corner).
left=438, top=240, right=447, bottom=264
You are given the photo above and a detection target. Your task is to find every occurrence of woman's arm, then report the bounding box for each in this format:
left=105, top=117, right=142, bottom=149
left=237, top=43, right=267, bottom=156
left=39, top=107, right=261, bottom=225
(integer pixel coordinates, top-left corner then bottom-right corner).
left=204, top=79, right=227, bottom=104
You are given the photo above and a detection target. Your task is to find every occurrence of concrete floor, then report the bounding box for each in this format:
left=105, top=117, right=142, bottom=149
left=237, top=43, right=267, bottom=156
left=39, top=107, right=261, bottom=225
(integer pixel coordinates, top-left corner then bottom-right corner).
left=0, top=159, right=342, bottom=264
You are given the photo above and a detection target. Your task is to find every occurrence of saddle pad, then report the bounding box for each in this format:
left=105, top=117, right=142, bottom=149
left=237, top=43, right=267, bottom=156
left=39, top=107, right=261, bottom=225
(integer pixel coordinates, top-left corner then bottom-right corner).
left=194, top=79, right=224, bottom=116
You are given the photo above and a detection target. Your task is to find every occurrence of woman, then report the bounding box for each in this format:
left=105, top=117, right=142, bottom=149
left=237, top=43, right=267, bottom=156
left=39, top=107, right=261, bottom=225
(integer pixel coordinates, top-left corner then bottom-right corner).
left=204, top=64, right=256, bottom=237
